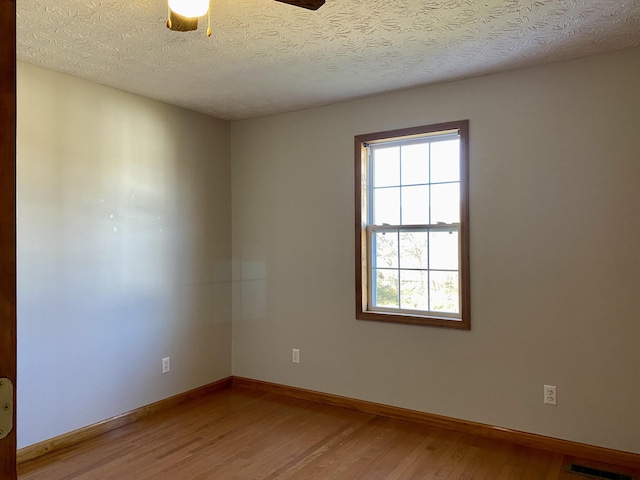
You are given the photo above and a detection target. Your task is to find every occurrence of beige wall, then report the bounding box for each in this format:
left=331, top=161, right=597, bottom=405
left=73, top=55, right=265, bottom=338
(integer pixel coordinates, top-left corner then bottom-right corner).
left=231, top=47, right=640, bottom=453
left=17, top=63, right=232, bottom=448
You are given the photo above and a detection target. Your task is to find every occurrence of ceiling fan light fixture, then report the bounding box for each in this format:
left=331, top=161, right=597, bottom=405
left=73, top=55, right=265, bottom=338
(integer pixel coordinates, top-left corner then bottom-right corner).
left=168, top=0, right=209, bottom=18
left=166, top=0, right=321, bottom=35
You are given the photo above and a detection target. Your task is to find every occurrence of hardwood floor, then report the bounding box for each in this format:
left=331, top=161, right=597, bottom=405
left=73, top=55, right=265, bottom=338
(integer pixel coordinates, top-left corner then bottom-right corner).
left=18, top=387, right=640, bottom=480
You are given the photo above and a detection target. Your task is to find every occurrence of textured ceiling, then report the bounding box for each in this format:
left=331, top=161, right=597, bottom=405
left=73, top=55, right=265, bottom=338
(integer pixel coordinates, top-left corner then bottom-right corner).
left=17, top=0, right=640, bottom=120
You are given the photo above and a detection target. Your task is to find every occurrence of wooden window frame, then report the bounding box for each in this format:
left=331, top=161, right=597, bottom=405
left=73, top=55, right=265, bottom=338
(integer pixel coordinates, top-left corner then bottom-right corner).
left=355, top=120, right=470, bottom=329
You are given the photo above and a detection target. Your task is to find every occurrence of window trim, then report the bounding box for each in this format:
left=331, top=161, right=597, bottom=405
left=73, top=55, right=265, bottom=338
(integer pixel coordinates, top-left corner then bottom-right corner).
left=355, top=120, right=470, bottom=329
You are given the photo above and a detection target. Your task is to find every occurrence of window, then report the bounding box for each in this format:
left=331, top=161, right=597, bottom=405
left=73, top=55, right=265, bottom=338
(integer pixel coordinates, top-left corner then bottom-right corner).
left=355, top=121, right=470, bottom=329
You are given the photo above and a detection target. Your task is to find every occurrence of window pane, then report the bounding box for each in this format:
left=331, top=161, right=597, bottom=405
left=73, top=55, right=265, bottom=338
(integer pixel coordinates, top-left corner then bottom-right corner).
left=401, top=185, right=429, bottom=225
left=429, top=230, right=458, bottom=271
left=374, top=269, right=399, bottom=307
left=375, top=230, right=398, bottom=269
left=401, top=143, right=429, bottom=185
left=430, top=139, right=460, bottom=183
left=400, top=270, right=429, bottom=311
left=430, top=183, right=460, bottom=224
left=374, top=187, right=400, bottom=225
left=399, top=231, right=428, bottom=269
left=430, top=271, right=459, bottom=313
left=373, top=146, right=400, bottom=187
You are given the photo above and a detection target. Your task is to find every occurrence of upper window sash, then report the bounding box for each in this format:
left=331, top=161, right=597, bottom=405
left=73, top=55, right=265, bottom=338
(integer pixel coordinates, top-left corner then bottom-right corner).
left=365, top=132, right=461, bottom=228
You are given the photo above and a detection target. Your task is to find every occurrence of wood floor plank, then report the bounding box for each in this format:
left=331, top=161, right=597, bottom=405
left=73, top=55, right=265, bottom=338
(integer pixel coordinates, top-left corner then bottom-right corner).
left=543, top=453, right=566, bottom=480
left=18, top=387, right=640, bottom=480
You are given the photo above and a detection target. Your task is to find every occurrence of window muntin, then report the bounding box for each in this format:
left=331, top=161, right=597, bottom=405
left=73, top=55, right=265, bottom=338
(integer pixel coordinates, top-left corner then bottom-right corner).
left=355, top=121, right=470, bottom=329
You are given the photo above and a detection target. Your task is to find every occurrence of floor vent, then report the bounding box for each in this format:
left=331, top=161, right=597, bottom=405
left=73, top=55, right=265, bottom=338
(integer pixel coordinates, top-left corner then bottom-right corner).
left=568, top=464, right=635, bottom=480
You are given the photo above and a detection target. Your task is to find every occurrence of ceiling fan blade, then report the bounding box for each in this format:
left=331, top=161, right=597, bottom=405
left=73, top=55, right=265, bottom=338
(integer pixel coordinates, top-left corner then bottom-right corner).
left=167, top=10, right=198, bottom=32
left=274, top=0, right=325, bottom=10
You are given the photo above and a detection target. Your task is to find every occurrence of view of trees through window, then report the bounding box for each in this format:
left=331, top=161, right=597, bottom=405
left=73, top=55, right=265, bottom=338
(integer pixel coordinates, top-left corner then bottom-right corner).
left=373, top=230, right=459, bottom=313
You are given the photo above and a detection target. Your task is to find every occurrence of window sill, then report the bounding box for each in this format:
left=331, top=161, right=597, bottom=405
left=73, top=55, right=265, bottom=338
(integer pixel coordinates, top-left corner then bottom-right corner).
left=356, top=309, right=470, bottom=329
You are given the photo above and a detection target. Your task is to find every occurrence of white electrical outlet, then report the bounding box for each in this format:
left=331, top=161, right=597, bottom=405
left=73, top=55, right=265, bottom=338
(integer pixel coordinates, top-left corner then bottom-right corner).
left=544, top=385, right=556, bottom=405
left=292, top=348, right=300, bottom=364
left=162, top=357, right=171, bottom=374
